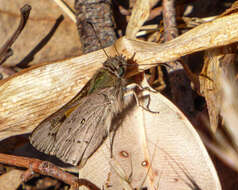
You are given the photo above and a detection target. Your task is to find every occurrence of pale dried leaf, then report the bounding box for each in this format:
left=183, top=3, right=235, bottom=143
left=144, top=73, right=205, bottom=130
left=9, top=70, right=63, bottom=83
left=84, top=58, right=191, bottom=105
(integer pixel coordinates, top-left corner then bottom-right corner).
left=199, top=49, right=223, bottom=132
left=1, top=10, right=238, bottom=140
left=118, top=12, right=238, bottom=71
left=0, top=0, right=80, bottom=67
left=0, top=169, right=24, bottom=190
left=78, top=82, right=221, bottom=190
left=199, top=54, right=238, bottom=172
left=220, top=0, right=238, bottom=17
left=201, top=133, right=238, bottom=172
left=126, top=0, right=158, bottom=39
left=0, top=51, right=104, bottom=140
left=220, top=69, right=238, bottom=149
left=199, top=46, right=236, bottom=132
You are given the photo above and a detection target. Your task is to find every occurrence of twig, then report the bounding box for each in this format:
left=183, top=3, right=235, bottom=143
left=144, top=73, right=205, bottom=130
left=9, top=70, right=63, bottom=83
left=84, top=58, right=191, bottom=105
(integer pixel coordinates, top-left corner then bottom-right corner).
left=16, top=15, right=64, bottom=68
left=148, top=6, right=163, bottom=21
left=74, top=0, right=117, bottom=53
left=163, top=0, right=178, bottom=47
left=0, top=153, right=78, bottom=186
left=0, top=4, right=31, bottom=65
left=162, top=0, right=196, bottom=121
left=0, top=153, right=100, bottom=189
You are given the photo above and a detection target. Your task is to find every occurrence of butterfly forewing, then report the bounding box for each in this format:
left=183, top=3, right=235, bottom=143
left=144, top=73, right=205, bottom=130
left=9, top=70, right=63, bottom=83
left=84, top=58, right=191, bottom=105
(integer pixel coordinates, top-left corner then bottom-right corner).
left=53, top=87, right=121, bottom=166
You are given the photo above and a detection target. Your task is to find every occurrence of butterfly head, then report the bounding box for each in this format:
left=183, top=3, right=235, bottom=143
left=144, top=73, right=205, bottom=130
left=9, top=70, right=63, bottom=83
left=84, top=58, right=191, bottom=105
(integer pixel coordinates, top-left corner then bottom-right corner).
left=103, top=55, right=127, bottom=78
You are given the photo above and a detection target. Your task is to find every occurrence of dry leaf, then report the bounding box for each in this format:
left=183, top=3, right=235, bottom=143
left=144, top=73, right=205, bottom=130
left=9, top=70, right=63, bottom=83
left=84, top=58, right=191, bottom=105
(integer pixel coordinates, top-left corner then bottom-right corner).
left=220, top=70, right=238, bottom=147
left=77, top=80, right=221, bottom=190
left=0, top=51, right=103, bottom=140
left=1, top=9, right=238, bottom=140
left=199, top=46, right=237, bottom=132
left=0, top=0, right=80, bottom=67
left=220, top=0, right=238, bottom=17
left=199, top=49, right=224, bottom=132
left=126, top=0, right=158, bottom=39
left=201, top=68, right=238, bottom=173
left=119, top=12, right=238, bottom=69
left=197, top=1, right=238, bottom=132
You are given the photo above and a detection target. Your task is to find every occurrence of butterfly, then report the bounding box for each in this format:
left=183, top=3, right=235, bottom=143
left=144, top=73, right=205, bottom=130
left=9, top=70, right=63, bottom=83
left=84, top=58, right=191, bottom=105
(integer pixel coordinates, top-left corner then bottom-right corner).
left=30, top=55, right=130, bottom=166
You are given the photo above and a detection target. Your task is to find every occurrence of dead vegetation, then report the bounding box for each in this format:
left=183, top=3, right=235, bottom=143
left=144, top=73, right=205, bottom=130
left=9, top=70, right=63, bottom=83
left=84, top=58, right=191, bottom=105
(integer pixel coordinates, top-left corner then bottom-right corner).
left=0, top=0, right=238, bottom=189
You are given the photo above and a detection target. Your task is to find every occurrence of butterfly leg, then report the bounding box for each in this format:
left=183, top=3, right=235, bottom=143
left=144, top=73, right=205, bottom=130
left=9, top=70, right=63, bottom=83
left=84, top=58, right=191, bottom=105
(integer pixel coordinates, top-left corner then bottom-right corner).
left=124, top=84, right=159, bottom=114
left=126, top=82, right=160, bottom=94
left=109, top=127, right=116, bottom=158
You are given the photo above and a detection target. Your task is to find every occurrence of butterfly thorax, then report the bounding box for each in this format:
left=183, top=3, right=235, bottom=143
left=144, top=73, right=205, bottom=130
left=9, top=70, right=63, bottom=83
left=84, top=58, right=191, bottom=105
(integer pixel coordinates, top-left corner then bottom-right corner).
left=88, top=69, right=126, bottom=94
left=64, top=56, right=128, bottom=106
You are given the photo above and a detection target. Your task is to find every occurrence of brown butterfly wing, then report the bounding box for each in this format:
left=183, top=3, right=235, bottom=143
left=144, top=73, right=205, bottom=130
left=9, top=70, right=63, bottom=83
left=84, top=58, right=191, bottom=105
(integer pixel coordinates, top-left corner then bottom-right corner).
left=30, top=87, right=123, bottom=166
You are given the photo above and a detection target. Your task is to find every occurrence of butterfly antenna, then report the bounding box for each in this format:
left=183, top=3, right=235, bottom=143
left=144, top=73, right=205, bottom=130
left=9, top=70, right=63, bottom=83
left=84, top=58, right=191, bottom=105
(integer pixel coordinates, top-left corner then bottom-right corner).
left=87, top=21, right=110, bottom=58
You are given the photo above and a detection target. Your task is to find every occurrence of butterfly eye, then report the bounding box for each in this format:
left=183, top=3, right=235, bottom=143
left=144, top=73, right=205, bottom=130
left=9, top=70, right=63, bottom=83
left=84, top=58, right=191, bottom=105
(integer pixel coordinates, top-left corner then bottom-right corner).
left=118, top=67, right=124, bottom=77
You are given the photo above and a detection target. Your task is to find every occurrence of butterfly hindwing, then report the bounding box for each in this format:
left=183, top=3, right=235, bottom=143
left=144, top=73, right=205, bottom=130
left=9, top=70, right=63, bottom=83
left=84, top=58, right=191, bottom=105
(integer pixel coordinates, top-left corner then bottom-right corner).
left=30, top=87, right=122, bottom=166
left=52, top=91, right=112, bottom=165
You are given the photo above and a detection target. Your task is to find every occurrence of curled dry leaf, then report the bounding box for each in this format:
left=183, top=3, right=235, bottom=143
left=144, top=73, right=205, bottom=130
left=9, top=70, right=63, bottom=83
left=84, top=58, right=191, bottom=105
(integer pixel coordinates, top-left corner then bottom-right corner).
left=126, top=0, right=158, bottom=39
left=219, top=0, right=238, bottom=17
left=0, top=50, right=105, bottom=141
left=77, top=80, right=221, bottom=190
left=197, top=1, right=238, bottom=132
left=0, top=169, right=24, bottom=190
left=1, top=10, right=238, bottom=140
left=202, top=66, right=238, bottom=173
left=118, top=11, right=238, bottom=71
left=198, top=48, right=233, bottom=132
